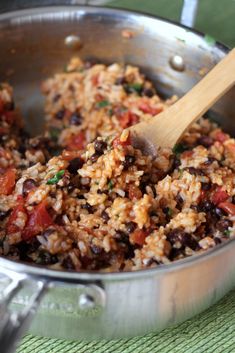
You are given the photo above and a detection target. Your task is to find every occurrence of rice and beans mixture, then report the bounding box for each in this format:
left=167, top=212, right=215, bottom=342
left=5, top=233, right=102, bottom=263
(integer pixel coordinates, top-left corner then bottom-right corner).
left=0, top=57, right=235, bottom=272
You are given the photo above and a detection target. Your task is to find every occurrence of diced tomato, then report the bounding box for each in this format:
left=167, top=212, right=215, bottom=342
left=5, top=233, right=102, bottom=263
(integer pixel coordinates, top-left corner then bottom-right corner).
left=218, top=202, right=235, bottom=216
left=181, top=151, right=193, bottom=158
left=0, top=98, right=4, bottom=114
left=7, top=196, right=27, bottom=234
left=214, top=131, right=229, bottom=143
left=118, top=111, right=139, bottom=128
left=128, top=184, right=142, bottom=200
left=67, top=131, right=86, bottom=151
left=0, top=168, right=16, bottom=195
left=92, top=74, right=99, bottom=86
left=139, top=102, right=163, bottom=115
left=62, top=149, right=82, bottom=161
left=113, top=134, right=131, bottom=148
left=22, top=201, right=53, bottom=240
left=211, top=187, right=229, bottom=205
left=130, top=229, right=148, bottom=246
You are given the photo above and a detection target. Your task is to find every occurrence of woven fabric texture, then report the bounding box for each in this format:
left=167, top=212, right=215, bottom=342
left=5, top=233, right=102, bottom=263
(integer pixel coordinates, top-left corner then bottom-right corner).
left=11, top=0, right=235, bottom=352
left=17, top=290, right=235, bottom=353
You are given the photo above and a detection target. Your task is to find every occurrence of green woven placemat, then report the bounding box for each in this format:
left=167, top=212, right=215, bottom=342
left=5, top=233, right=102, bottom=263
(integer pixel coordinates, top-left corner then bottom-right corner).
left=17, top=290, right=235, bottom=353
left=17, top=1, right=235, bottom=352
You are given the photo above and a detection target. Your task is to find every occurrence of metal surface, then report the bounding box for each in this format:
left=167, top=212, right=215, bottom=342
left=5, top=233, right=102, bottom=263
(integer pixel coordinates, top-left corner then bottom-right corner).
left=0, top=4, right=235, bottom=347
left=180, top=0, right=198, bottom=27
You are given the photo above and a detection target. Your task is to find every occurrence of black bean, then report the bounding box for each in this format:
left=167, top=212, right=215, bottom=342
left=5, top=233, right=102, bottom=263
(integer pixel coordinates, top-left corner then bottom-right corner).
left=115, top=77, right=126, bottom=85
left=188, top=167, right=204, bottom=176
left=114, top=230, right=129, bottom=243
left=216, top=219, right=233, bottom=232
left=90, top=153, right=100, bottom=163
left=94, top=140, right=107, bottom=154
left=41, top=228, right=55, bottom=239
left=204, top=157, right=217, bottom=165
left=126, top=221, right=137, bottom=233
left=142, top=87, right=154, bottom=97
left=91, top=244, right=103, bottom=255
left=0, top=210, right=10, bottom=221
left=81, top=203, right=93, bottom=213
left=53, top=94, right=61, bottom=102
left=22, top=178, right=37, bottom=197
left=70, top=112, right=83, bottom=126
left=167, top=228, right=198, bottom=250
left=213, top=207, right=226, bottom=218
left=199, top=200, right=214, bottom=212
left=35, top=250, right=58, bottom=265
left=176, top=193, right=184, bottom=208
left=62, top=255, right=75, bottom=270
left=201, top=182, right=212, bottom=191
left=198, top=135, right=214, bottom=147
left=122, top=155, right=136, bottom=169
left=232, top=195, right=235, bottom=204
left=55, top=109, right=65, bottom=120
left=67, top=157, right=84, bottom=174
left=101, top=210, right=109, bottom=223
left=214, top=237, right=222, bottom=244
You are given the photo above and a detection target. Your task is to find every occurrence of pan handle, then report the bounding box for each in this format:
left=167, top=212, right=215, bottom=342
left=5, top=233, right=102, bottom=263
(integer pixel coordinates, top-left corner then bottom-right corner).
left=180, top=0, right=199, bottom=27
left=0, top=276, right=47, bottom=353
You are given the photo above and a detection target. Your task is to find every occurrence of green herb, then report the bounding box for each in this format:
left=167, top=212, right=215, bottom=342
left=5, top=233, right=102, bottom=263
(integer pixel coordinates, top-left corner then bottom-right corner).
left=166, top=207, right=173, bottom=217
left=49, top=127, right=61, bottom=141
left=108, top=180, right=114, bottom=190
left=173, top=143, right=187, bottom=155
left=96, top=100, right=110, bottom=108
left=108, top=108, right=114, bottom=116
left=204, top=34, right=216, bottom=46
left=125, top=82, right=143, bottom=94
left=178, top=169, right=183, bottom=178
left=224, top=230, right=231, bottom=237
left=47, top=170, right=65, bottom=185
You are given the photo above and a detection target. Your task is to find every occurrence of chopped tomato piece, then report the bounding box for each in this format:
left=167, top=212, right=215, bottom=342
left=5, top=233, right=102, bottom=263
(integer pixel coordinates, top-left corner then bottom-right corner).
left=0, top=98, right=4, bottom=114
left=128, top=184, right=142, bottom=200
left=22, top=201, right=53, bottom=240
left=67, top=131, right=86, bottom=151
left=118, top=111, right=139, bottom=128
left=7, top=196, right=27, bottom=234
left=214, top=131, right=229, bottom=143
left=92, top=74, right=99, bottom=86
left=218, top=202, right=235, bottom=216
left=0, top=168, right=16, bottom=195
left=181, top=151, right=193, bottom=158
left=211, top=187, right=229, bottom=205
left=113, top=134, right=131, bottom=148
left=130, top=229, right=148, bottom=246
left=139, top=102, right=163, bottom=115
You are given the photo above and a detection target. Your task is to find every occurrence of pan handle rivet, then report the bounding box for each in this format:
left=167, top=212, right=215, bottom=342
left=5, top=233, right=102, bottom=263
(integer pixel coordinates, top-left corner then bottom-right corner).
left=169, top=55, right=185, bottom=72
left=65, top=35, right=82, bottom=50
left=78, top=293, right=95, bottom=310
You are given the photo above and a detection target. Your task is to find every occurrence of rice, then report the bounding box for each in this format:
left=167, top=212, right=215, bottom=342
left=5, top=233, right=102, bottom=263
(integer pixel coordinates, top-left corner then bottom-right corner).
left=0, top=57, right=235, bottom=272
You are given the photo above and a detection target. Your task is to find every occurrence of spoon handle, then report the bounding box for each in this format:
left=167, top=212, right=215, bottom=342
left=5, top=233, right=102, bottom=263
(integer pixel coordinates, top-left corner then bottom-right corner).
left=130, top=48, right=235, bottom=150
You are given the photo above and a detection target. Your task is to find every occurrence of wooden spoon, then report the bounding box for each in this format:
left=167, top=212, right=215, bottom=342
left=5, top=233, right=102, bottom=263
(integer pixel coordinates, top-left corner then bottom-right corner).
left=129, top=48, right=235, bottom=155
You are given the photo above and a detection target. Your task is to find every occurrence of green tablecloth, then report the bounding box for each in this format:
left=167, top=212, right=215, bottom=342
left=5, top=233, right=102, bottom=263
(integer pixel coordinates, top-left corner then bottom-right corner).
left=18, top=1, right=235, bottom=352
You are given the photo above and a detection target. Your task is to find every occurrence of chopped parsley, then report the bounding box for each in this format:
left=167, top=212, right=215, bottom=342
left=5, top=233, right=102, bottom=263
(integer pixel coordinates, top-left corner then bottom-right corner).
left=224, top=230, right=231, bottom=237
left=96, top=100, right=110, bottom=108
left=108, top=180, right=114, bottom=190
left=49, top=127, right=61, bottom=142
left=124, top=83, right=143, bottom=94
left=47, top=170, right=65, bottom=185
left=173, top=143, right=188, bottom=155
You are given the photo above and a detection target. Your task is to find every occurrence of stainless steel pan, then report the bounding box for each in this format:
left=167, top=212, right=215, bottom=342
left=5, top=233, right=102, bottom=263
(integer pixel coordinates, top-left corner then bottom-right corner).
left=0, top=2, right=235, bottom=352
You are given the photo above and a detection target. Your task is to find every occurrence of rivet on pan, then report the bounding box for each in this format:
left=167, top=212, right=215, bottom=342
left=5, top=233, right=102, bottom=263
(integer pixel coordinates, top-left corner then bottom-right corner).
left=64, top=35, right=82, bottom=50
left=78, top=293, right=95, bottom=310
left=169, top=55, right=185, bottom=72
